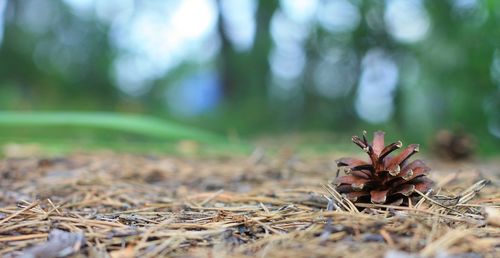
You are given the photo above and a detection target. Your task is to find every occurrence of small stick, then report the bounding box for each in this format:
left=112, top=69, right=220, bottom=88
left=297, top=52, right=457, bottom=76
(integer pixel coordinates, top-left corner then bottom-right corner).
left=354, top=203, right=478, bottom=222
left=49, top=216, right=127, bottom=228
left=47, top=199, right=62, bottom=215
left=0, top=201, right=39, bottom=225
left=260, top=202, right=270, bottom=214
left=249, top=217, right=282, bottom=235
left=198, top=189, right=224, bottom=206
left=134, top=218, right=174, bottom=253
left=0, top=233, right=48, bottom=242
left=414, top=189, right=462, bottom=214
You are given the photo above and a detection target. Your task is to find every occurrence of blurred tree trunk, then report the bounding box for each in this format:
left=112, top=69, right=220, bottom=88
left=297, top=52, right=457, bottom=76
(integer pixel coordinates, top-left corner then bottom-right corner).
left=216, top=0, right=278, bottom=100
left=216, top=0, right=236, bottom=99
left=249, top=0, right=277, bottom=97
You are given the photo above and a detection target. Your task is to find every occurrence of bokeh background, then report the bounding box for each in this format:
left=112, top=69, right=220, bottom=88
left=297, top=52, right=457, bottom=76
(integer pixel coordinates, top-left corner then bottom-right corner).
left=0, top=0, right=499, bottom=154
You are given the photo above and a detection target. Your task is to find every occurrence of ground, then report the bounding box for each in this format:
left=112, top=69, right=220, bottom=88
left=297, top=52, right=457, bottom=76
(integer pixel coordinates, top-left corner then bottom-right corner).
left=0, top=150, right=499, bottom=257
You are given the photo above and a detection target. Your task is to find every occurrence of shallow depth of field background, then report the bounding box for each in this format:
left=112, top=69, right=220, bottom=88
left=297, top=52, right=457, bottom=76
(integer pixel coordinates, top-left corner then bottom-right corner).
left=0, top=0, right=499, bottom=154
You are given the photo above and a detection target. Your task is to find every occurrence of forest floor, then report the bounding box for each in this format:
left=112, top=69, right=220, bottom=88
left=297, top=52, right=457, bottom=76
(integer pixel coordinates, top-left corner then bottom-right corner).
left=0, top=149, right=499, bottom=257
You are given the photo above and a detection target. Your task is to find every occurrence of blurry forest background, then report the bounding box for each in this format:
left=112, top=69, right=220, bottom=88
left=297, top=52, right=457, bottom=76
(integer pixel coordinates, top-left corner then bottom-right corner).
left=0, top=0, right=500, bottom=154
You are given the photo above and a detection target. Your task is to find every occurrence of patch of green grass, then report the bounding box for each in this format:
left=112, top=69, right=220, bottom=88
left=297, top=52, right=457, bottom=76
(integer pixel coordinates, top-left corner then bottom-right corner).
left=0, top=111, right=223, bottom=142
left=0, top=111, right=254, bottom=156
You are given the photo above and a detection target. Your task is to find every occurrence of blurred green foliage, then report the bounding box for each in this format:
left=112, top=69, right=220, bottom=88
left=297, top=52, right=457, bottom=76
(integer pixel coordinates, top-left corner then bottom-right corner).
left=0, top=0, right=499, bottom=155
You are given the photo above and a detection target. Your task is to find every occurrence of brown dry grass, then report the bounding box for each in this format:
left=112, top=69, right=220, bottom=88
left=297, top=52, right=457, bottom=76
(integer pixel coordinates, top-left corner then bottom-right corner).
left=0, top=151, right=499, bottom=257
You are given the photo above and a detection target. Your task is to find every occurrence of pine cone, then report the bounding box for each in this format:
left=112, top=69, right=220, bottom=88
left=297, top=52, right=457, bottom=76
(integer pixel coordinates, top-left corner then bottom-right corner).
left=334, top=131, right=433, bottom=205
left=433, top=129, right=475, bottom=160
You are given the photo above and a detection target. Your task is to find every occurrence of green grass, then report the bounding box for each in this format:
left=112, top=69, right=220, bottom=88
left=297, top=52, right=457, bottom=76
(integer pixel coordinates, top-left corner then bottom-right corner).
left=3, top=111, right=466, bottom=158
left=0, top=111, right=255, bottom=156
left=0, top=111, right=223, bottom=142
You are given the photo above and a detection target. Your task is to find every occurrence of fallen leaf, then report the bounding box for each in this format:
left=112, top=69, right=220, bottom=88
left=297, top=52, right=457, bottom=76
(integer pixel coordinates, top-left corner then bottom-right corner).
left=485, top=207, right=500, bottom=227
left=19, top=229, right=85, bottom=258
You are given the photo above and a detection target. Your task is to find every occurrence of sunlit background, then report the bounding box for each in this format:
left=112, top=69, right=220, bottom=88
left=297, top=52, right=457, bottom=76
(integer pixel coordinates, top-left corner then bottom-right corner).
left=0, top=0, right=500, bottom=153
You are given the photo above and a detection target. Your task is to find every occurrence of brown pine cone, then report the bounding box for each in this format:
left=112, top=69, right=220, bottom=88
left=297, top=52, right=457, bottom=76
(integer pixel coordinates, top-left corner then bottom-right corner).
left=334, top=131, right=433, bottom=205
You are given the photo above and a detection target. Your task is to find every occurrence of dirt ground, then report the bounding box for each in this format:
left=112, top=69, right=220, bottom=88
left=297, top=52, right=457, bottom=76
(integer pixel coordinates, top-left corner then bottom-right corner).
left=0, top=150, right=499, bottom=257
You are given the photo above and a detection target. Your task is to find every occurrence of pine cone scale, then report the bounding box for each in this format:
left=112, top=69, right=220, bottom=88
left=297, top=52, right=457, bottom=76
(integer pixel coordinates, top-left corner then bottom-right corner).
left=378, top=141, right=403, bottom=161
left=386, top=144, right=419, bottom=172
left=372, top=131, right=386, bottom=155
left=370, top=189, right=389, bottom=204
left=413, top=177, right=433, bottom=192
left=336, top=157, right=369, bottom=167
left=349, top=170, right=372, bottom=179
left=345, top=191, right=370, bottom=202
left=391, top=184, right=415, bottom=196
